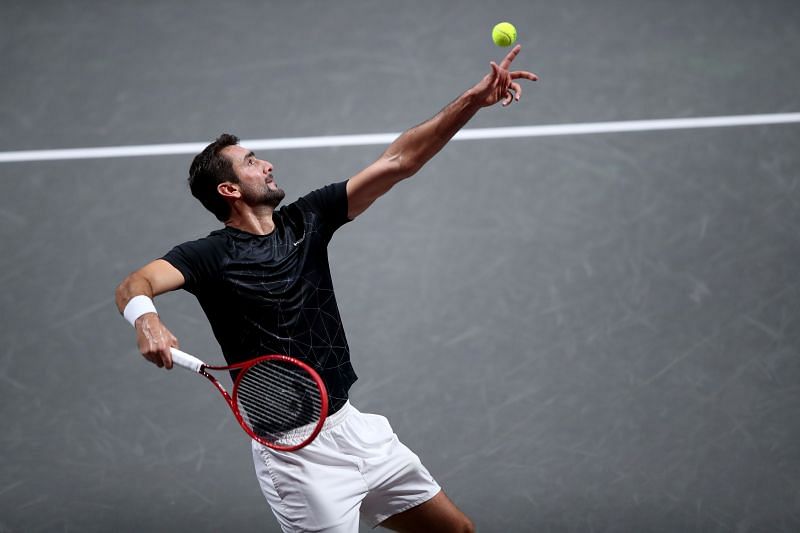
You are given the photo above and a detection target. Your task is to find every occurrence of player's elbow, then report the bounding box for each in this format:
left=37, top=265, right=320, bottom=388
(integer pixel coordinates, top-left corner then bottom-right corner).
left=399, top=153, right=426, bottom=177
left=114, top=274, right=134, bottom=311
left=383, top=150, right=422, bottom=180
left=461, top=516, right=476, bottom=533
left=114, top=271, right=148, bottom=311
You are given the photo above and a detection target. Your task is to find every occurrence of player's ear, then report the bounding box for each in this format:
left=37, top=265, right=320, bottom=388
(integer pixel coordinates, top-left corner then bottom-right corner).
left=217, top=181, right=241, bottom=200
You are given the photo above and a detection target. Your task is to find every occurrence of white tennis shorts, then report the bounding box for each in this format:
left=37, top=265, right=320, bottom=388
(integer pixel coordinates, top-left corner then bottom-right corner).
left=251, top=402, right=441, bottom=532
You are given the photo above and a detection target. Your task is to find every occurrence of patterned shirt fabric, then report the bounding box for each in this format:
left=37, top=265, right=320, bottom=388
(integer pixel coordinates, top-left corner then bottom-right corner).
left=162, top=181, right=356, bottom=411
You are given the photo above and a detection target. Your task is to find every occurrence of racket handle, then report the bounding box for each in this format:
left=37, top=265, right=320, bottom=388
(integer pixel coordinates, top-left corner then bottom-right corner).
left=170, top=348, right=205, bottom=373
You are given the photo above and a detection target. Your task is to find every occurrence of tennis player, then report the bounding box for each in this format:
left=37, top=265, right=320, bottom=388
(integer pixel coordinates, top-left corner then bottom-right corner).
left=116, top=45, right=536, bottom=532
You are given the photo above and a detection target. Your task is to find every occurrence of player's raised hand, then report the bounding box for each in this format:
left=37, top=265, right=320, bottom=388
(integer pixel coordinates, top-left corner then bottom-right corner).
left=471, top=45, right=538, bottom=108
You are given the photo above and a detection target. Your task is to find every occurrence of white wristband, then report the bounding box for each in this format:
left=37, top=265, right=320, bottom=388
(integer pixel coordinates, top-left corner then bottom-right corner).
left=123, top=295, right=158, bottom=327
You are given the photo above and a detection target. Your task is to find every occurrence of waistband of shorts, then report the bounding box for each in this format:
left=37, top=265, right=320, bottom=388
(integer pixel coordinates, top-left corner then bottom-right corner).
left=272, top=401, right=353, bottom=445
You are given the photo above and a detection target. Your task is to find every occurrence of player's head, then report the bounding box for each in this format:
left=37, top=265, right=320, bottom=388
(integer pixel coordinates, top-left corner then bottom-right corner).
left=189, top=133, right=285, bottom=222
left=189, top=133, right=241, bottom=221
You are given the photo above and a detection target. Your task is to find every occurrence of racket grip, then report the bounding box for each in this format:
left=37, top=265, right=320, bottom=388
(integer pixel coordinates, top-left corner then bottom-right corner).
left=170, top=348, right=205, bottom=373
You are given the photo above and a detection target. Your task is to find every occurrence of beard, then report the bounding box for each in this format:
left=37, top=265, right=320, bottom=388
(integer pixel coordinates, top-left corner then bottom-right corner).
left=261, top=188, right=286, bottom=208
left=241, top=183, right=286, bottom=208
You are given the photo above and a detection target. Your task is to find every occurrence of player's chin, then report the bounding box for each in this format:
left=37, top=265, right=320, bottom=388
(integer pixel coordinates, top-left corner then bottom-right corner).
left=263, top=189, right=286, bottom=208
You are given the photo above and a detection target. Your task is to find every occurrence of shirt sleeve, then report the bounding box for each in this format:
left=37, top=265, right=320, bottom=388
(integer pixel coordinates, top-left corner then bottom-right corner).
left=296, top=181, right=351, bottom=239
left=161, top=235, right=225, bottom=293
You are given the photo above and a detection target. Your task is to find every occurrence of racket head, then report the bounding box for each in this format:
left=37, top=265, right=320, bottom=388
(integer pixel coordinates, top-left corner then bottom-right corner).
left=231, top=355, right=328, bottom=451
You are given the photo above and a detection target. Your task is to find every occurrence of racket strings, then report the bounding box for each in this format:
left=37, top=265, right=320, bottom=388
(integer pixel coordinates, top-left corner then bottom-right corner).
left=235, top=360, right=323, bottom=441
left=238, top=371, right=319, bottom=432
left=238, top=365, right=321, bottom=419
left=237, top=384, right=319, bottom=427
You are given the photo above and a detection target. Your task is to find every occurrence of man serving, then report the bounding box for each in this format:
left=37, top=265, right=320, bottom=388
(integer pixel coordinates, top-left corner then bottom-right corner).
left=116, top=45, right=537, bottom=532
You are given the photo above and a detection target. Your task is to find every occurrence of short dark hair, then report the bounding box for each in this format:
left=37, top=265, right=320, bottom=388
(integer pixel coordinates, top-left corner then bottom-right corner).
left=188, top=133, right=240, bottom=222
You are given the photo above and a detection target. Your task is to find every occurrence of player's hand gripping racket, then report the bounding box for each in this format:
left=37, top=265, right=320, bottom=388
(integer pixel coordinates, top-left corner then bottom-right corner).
left=169, top=348, right=328, bottom=451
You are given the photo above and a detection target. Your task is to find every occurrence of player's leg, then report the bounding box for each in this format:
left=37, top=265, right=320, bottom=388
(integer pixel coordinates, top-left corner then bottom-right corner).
left=251, top=405, right=369, bottom=532
left=378, top=490, right=475, bottom=532
left=349, top=408, right=472, bottom=531
left=252, top=440, right=365, bottom=532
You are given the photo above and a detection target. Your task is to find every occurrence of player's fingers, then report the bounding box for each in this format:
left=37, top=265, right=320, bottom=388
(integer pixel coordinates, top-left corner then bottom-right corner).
left=138, top=339, right=159, bottom=367
left=489, top=61, right=500, bottom=80
left=511, top=81, right=522, bottom=101
left=511, top=70, right=538, bottom=81
left=145, top=351, right=164, bottom=368
left=498, top=44, right=522, bottom=70
left=492, top=65, right=509, bottom=90
left=167, top=335, right=181, bottom=369
left=160, top=345, right=174, bottom=370
left=503, top=70, right=513, bottom=88
left=501, top=88, right=515, bottom=107
left=142, top=336, right=173, bottom=369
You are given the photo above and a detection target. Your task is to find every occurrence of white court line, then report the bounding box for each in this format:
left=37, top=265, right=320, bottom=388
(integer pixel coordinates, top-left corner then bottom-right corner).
left=0, top=112, right=798, bottom=163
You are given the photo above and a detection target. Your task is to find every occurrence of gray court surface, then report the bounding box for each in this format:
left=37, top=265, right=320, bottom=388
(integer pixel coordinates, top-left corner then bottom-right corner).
left=2, top=1, right=799, bottom=531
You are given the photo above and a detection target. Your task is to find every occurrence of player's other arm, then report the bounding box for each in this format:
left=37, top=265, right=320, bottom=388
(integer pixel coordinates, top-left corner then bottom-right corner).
left=346, top=44, right=537, bottom=219
left=115, top=259, right=185, bottom=369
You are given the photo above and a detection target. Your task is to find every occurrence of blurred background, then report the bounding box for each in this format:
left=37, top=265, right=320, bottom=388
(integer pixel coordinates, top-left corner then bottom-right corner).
left=1, top=0, right=798, bottom=531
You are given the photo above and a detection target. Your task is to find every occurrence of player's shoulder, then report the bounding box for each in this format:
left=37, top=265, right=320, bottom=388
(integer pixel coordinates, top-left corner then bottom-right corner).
left=273, top=182, right=348, bottom=230
left=275, top=189, right=318, bottom=219
left=182, top=227, right=230, bottom=244
left=170, top=228, right=232, bottom=254
left=293, top=181, right=348, bottom=213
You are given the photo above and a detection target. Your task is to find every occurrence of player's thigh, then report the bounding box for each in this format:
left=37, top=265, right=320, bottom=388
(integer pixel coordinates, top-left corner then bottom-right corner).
left=378, top=490, right=474, bottom=533
left=252, top=441, right=365, bottom=532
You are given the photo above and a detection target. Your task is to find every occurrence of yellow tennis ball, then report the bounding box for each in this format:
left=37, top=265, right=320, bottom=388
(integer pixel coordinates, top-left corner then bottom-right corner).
left=492, top=22, right=517, bottom=47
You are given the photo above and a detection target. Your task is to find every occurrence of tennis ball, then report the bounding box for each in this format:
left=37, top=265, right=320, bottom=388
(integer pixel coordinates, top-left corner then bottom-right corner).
left=492, top=22, right=517, bottom=47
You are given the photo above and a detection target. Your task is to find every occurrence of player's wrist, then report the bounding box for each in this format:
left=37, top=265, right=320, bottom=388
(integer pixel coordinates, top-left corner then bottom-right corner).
left=460, top=87, right=482, bottom=109
left=123, top=295, right=158, bottom=327
left=133, top=312, right=159, bottom=329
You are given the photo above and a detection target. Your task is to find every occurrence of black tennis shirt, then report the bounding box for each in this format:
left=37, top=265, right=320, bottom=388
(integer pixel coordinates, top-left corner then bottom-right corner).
left=162, top=181, right=356, bottom=411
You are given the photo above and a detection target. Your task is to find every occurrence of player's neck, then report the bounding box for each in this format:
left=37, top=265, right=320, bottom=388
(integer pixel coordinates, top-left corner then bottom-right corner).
left=225, top=205, right=276, bottom=236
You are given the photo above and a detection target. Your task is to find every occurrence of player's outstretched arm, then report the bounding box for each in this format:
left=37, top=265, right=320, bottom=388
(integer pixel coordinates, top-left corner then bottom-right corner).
left=115, top=259, right=185, bottom=369
left=346, top=44, right=537, bottom=219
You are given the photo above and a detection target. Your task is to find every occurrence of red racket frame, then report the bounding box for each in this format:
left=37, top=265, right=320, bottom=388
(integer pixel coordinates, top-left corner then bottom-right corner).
left=197, top=354, right=329, bottom=451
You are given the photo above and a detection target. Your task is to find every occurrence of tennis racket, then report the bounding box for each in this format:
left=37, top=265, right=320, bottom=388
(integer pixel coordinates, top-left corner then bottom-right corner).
left=169, top=348, right=328, bottom=451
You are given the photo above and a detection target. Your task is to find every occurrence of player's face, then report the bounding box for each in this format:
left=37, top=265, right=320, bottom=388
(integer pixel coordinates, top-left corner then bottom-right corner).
left=222, top=145, right=285, bottom=208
